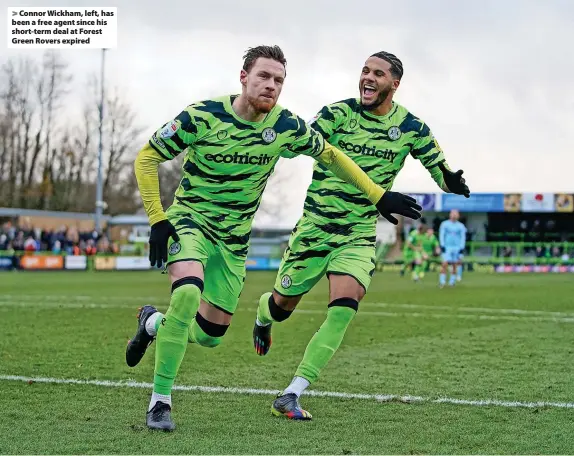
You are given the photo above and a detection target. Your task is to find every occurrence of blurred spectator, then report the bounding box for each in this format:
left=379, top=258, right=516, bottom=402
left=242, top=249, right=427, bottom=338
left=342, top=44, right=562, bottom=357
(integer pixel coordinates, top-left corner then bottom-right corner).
left=52, top=240, right=62, bottom=254
left=12, top=232, right=25, bottom=250
left=85, top=239, right=97, bottom=256
left=0, top=222, right=107, bottom=255
left=23, top=236, right=37, bottom=253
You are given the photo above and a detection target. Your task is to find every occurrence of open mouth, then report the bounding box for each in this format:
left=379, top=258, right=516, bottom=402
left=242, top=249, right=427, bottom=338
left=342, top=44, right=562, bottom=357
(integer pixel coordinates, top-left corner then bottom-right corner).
left=362, top=84, right=376, bottom=97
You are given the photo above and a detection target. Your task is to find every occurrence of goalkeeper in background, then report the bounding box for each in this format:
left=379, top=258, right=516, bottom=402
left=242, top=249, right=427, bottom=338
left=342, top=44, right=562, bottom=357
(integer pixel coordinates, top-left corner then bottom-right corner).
left=125, top=45, right=422, bottom=431
left=439, top=210, right=467, bottom=287
left=252, top=51, right=471, bottom=420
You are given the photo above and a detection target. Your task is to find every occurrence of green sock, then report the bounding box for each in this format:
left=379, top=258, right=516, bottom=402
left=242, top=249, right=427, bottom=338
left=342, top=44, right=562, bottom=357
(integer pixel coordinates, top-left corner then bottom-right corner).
left=256, top=292, right=274, bottom=325
left=153, top=284, right=201, bottom=395
left=188, top=319, right=223, bottom=347
left=150, top=311, right=209, bottom=344
left=295, top=305, right=356, bottom=383
left=154, top=314, right=164, bottom=333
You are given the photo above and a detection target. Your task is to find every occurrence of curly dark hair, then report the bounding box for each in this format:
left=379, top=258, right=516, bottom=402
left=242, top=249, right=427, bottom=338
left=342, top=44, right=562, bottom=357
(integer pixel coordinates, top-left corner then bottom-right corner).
left=371, top=51, right=403, bottom=80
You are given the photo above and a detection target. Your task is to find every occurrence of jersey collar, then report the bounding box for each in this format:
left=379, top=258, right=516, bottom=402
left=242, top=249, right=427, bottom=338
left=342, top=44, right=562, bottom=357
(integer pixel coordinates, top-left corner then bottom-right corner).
left=225, top=95, right=274, bottom=126
left=360, top=100, right=398, bottom=122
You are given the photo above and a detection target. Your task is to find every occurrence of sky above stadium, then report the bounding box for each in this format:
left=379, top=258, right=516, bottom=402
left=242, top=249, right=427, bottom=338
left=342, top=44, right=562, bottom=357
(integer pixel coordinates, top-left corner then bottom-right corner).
left=1, top=0, right=573, bottom=225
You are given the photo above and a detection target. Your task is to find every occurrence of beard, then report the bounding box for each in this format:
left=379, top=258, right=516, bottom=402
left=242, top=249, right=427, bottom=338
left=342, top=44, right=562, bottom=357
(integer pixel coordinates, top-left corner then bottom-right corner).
left=247, top=93, right=275, bottom=114
left=361, top=85, right=392, bottom=111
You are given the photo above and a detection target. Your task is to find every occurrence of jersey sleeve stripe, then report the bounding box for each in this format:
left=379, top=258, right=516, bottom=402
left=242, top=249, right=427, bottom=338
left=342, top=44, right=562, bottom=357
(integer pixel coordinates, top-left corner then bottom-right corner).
left=148, top=139, right=172, bottom=160
left=411, top=140, right=434, bottom=157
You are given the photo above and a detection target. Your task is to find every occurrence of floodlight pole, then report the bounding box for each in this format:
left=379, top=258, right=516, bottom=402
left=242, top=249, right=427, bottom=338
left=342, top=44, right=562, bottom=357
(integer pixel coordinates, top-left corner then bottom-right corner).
left=95, top=48, right=107, bottom=232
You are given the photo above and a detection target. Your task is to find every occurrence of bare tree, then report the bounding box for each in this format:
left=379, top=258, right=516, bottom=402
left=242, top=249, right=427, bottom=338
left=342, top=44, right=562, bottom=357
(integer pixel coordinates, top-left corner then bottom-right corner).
left=0, top=51, right=147, bottom=215
left=0, top=60, right=21, bottom=206
left=0, top=51, right=73, bottom=209
left=37, top=51, right=72, bottom=209
left=11, top=58, right=37, bottom=208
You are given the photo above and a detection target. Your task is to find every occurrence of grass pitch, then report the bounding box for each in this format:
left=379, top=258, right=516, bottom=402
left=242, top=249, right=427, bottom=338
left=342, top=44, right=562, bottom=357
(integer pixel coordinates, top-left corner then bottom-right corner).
left=0, top=270, right=573, bottom=454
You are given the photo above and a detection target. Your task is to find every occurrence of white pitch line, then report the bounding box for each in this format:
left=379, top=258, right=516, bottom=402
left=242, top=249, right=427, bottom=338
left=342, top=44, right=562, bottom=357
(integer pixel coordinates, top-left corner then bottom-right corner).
left=1, top=301, right=573, bottom=323
left=1, top=374, right=573, bottom=410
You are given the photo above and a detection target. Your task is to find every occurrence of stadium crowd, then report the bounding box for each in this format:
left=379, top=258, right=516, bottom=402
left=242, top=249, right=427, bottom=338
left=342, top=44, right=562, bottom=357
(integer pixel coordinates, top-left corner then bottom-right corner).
left=0, top=221, right=119, bottom=255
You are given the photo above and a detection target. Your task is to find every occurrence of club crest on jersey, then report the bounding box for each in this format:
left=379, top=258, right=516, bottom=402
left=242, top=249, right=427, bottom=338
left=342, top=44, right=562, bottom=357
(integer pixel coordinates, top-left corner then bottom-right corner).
left=262, top=128, right=277, bottom=144
left=217, top=130, right=228, bottom=140
left=349, top=119, right=358, bottom=130
left=280, top=274, right=292, bottom=289
left=388, top=126, right=401, bottom=141
left=160, top=120, right=179, bottom=139
left=168, top=242, right=181, bottom=256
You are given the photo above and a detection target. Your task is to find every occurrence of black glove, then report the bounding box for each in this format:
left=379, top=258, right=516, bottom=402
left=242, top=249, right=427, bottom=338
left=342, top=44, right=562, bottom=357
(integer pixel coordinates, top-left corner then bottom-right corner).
left=149, top=219, right=180, bottom=268
left=440, top=245, right=445, bottom=253
left=375, top=191, right=423, bottom=225
left=438, top=162, right=470, bottom=198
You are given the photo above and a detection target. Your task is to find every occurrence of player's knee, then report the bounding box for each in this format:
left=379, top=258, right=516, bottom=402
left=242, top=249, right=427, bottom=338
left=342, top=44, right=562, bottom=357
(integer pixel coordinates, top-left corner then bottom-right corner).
left=270, top=293, right=297, bottom=320
left=190, top=313, right=228, bottom=348
left=169, top=276, right=204, bottom=324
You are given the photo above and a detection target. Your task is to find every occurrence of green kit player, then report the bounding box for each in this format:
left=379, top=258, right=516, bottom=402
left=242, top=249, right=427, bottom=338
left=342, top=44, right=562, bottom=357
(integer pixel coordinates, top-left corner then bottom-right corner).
left=401, top=228, right=417, bottom=277
left=421, top=227, right=440, bottom=275
left=252, top=51, right=471, bottom=420
left=125, top=45, right=422, bottom=431
left=404, top=221, right=427, bottom=281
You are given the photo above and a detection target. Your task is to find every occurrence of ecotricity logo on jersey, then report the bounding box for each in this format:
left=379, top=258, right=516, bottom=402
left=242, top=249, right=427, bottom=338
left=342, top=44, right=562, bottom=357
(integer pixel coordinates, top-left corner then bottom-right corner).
left=338, top=140, right=399, bottom=163
left=204, top=152, right=274, bottom=165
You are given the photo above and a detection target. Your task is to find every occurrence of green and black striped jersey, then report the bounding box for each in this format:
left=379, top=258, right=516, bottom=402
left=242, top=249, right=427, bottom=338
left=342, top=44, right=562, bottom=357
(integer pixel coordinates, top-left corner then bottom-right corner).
left=148, top=95, right=324, bottom=256
left=305, top=98, right=446, bottom=234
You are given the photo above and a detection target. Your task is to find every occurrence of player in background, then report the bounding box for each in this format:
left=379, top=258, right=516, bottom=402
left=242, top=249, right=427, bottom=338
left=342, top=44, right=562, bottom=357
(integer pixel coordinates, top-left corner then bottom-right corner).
left=252, top=51, right=471, bottom=420
left=400, top=233, right=415, bottom=277
left=405, top=220, right=427, bottom=281
left=421, top=227, right=440, bottom=277
left=439, top=209, right=467, bottom=287
left=126, top=45, right=422, bottom=431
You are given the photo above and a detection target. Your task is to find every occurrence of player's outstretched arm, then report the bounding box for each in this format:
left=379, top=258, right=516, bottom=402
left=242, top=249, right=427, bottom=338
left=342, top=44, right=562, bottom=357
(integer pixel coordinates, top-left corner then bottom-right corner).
left=411, top=123, right=470, bottom=198
left=134, top=143, right=179, bottom=267
left=316, top=142, right=422, bottom=225
left=436, top=163, right=470, bottom=198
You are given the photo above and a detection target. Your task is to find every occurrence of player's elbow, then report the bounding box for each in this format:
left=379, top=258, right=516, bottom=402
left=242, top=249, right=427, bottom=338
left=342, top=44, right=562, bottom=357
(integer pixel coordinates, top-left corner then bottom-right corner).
left=317, top=142, right=336, bottom=166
